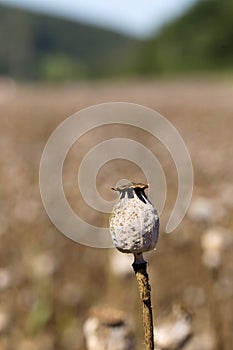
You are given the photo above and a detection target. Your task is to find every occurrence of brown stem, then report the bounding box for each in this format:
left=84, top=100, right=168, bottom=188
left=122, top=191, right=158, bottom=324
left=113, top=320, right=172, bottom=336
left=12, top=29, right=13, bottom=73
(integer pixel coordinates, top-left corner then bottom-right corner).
left=132, top=254, right=154, bottom=350
left=204, top=268, right=225, bottom=350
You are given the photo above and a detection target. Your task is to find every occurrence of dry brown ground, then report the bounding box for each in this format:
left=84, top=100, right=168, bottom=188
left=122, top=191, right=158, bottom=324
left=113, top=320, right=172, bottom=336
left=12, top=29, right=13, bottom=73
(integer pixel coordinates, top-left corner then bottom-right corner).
left=0, top=78, right=232, bottom=350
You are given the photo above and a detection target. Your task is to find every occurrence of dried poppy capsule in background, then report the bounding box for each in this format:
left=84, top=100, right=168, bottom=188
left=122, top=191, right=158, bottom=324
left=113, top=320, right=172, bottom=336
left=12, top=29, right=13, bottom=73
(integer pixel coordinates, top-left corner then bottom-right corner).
left=110, top=182, right=159, bottom=256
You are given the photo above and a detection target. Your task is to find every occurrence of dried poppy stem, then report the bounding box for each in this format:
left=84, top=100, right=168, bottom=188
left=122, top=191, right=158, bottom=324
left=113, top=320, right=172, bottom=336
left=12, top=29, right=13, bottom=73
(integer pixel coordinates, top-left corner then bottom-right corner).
left=110, top=182, right=159, bottom=350
left=132, top=253, right=154, bottom=350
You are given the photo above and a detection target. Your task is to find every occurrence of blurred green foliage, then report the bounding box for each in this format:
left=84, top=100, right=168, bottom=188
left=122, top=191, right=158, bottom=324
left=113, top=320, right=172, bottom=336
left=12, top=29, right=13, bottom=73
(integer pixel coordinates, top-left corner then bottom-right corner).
left=0, top=0, right=233, bottom=81
left=25, top=298, right=53, bottom=335
left=138, top=0, right=233, bottom=75
left=38, top=54, right=87, bottom=81
left=0, top=4, right=139, bottom=81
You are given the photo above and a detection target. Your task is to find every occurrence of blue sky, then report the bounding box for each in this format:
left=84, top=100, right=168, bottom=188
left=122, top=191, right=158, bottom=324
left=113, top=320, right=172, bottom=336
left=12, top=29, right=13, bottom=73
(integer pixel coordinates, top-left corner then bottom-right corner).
left=0, top=0, right=197, bottom=37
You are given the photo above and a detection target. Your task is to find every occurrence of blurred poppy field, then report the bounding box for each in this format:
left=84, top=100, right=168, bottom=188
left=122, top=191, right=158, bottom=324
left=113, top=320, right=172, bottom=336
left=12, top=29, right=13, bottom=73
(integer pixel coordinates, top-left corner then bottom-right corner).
left=0, top=77, right=233, bottom=350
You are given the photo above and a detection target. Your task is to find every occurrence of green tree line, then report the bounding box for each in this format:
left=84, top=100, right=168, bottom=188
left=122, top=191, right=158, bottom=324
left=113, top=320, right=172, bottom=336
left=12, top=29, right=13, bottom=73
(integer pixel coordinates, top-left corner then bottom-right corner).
left=0, top=4, right=139, bottom=81
left=138, top=0, right=233, bottom=75
left=0, top=0, right=232, bottom=81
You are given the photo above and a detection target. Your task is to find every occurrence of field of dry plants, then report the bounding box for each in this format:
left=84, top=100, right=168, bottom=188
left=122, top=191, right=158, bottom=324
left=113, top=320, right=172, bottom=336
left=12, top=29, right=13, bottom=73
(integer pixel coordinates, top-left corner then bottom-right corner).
left=0, top=77, right=233, bottom=350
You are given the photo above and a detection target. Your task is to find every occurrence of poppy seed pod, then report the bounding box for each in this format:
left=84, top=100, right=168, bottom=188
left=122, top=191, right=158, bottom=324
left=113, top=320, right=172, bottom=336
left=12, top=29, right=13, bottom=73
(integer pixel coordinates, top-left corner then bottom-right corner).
left=109, top=182, right=159, bottom=254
